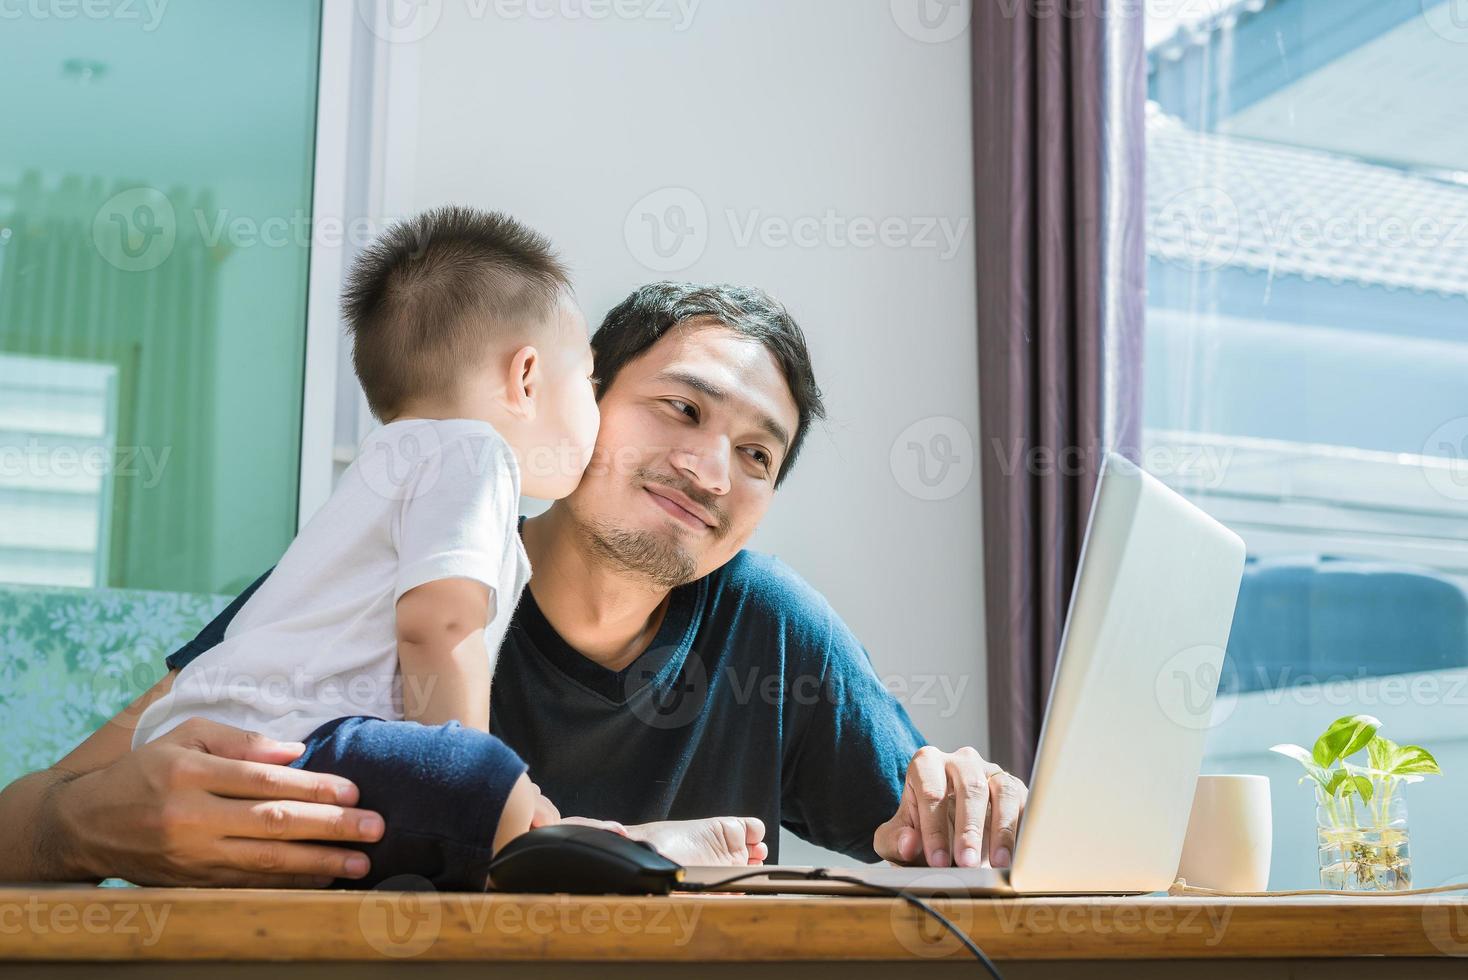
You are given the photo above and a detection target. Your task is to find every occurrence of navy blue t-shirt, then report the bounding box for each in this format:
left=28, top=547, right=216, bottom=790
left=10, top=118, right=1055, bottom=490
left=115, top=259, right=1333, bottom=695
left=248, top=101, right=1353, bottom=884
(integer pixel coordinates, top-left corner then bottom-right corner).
left=166, top=547, right=925, bottom=862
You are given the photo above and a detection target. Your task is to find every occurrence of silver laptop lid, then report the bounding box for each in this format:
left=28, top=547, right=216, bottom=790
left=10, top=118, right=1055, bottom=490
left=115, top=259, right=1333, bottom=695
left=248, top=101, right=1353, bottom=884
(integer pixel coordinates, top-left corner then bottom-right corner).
left=1009, top=454, right=1245, bottom=894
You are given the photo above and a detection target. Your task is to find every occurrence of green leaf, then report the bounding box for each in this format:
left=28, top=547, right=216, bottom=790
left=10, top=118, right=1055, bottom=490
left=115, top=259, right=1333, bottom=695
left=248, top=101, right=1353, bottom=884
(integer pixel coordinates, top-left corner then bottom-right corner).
left=1322, top=770, right=1375, bottom=804
left=1364, top=736, right=1443, bottom=778
left=1271, top=743, right=1313, bottom=765
left=1271, top=743, right=1333, bottom=788
left=1389, top=744, right=1442, bottom=777
left=1366, top=735, right=1397, bottom=773
left=1312, top=715, right=1382, bottom=768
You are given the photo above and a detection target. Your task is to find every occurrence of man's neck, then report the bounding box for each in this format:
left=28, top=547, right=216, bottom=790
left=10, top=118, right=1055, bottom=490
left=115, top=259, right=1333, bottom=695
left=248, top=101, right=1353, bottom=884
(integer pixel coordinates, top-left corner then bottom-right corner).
left=520, top=505, right=673, bottom=673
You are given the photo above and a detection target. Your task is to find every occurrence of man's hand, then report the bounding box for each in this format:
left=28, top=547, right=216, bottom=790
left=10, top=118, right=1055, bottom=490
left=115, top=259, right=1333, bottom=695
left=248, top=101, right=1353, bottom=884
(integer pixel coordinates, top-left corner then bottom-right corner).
left=872, top=746, right=1028, bottom=869
left=49, top=718, right=386, bottom=887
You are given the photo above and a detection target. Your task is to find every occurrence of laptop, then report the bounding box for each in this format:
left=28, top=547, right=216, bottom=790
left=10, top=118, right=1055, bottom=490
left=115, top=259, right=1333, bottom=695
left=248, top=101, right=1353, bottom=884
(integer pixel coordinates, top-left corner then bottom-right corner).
left=682, top=453, right=1247, bottom=896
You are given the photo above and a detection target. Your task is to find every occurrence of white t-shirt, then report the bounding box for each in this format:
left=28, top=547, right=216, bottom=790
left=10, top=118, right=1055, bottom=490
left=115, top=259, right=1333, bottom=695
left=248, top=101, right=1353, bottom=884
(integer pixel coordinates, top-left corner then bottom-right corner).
left=133, top=419, right=531, bottom=747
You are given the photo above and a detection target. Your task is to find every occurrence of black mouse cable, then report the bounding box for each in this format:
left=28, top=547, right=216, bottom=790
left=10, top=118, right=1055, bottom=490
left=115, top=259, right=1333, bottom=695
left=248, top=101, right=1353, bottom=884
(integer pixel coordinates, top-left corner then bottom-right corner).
left=676, top=869, right=1004, bottom=979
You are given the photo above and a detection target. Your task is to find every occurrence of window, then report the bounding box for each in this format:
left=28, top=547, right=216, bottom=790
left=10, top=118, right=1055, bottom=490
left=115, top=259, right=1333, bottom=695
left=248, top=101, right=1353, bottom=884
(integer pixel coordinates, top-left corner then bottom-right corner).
left=0, top=1, right=322, bottom=596
left=1145, top=0, right=1468, bottom=888
left=0, top=353, right=119, bottom=588
left=0, top=1, right=323, bottom=784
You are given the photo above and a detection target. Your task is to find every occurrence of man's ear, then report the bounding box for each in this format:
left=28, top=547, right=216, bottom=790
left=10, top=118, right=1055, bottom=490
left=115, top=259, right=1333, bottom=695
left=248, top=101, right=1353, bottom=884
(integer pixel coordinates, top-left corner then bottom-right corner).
left=504, top=345, right=539, bottom=422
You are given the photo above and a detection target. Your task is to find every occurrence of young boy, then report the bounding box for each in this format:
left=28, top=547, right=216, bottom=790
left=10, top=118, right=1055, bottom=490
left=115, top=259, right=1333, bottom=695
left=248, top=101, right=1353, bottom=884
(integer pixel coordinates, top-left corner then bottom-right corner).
left=131, top=206, right=602, bottom=888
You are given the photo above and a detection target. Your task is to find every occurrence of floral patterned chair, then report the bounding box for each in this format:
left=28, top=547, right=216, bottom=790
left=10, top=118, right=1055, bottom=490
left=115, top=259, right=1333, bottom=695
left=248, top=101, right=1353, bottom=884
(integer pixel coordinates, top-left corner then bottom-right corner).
left=0, top=585, right=229, bottom=786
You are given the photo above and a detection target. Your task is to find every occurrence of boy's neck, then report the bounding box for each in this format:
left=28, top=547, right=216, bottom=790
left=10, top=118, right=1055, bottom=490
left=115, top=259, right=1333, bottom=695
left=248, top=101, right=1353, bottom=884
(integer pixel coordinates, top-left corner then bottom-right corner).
left=520, top=505, right=673, bottom=673
left=387, top=397, right=495, bottom=427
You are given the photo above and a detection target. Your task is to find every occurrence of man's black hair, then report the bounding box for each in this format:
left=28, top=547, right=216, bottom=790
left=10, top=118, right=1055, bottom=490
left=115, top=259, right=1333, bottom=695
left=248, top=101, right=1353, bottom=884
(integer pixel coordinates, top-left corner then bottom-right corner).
left=593, top=282, right=825, bottom=486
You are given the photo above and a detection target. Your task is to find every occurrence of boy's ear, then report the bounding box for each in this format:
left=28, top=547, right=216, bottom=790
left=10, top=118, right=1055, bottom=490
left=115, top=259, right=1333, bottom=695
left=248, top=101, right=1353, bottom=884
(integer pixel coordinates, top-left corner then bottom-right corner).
left=504, top=345, right=539, bottom=422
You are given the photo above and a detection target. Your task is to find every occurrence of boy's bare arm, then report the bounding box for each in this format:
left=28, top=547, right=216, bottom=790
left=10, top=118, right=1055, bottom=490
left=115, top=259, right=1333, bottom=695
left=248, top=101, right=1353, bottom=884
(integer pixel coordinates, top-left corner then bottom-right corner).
left=396, top=578, right=495, bottom=731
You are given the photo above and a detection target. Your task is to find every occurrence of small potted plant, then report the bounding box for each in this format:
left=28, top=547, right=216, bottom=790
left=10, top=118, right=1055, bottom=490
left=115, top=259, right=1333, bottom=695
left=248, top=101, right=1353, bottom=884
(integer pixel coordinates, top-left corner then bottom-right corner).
left=1271, top=714, right=1442, bottom=891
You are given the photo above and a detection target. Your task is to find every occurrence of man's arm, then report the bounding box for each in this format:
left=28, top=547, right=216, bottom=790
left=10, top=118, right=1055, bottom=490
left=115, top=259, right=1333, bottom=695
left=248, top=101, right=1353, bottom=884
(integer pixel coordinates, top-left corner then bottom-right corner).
left=785, top=643, right=1028, bottom=868
left=765, top=555, right=1027, bottom=868
left=1, top=666, right=180, bottom=880
left=0, top=669, right=386, bottom=885
left=779, top=628, right=928, bottom=861
left=0, top=770, right=80, bottom=881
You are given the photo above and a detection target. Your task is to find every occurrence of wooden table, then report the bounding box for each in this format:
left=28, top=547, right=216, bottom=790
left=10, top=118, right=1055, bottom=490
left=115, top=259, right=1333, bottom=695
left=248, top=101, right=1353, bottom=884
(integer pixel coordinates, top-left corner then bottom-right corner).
left=2, top=885, right=1466, bottom=979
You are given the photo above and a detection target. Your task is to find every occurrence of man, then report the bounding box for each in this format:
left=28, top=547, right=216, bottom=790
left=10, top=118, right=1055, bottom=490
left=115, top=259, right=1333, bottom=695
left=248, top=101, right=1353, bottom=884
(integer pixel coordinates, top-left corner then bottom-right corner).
left=0, top=282, right=1026, bottom=886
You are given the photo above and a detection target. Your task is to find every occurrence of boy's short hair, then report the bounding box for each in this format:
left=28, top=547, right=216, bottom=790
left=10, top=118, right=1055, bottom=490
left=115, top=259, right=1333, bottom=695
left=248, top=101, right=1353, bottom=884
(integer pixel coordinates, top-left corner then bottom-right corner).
left=342, top=206, right=571, bottom=421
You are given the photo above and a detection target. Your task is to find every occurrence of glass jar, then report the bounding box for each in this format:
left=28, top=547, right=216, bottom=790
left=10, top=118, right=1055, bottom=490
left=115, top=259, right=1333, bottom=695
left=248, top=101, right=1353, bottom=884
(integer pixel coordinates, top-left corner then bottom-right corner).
left=1316, top=774, right=1412, bottom=891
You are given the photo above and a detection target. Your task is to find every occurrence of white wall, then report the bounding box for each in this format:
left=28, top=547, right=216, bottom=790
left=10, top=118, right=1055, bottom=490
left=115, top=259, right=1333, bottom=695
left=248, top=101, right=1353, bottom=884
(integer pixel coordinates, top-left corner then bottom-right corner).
left=377, top=0, right=984, bottom=863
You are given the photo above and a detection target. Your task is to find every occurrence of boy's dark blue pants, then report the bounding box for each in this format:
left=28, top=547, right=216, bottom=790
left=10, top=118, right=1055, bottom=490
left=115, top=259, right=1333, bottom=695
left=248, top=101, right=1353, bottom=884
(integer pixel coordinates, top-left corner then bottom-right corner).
left=289, top=716, right=527, bottom=891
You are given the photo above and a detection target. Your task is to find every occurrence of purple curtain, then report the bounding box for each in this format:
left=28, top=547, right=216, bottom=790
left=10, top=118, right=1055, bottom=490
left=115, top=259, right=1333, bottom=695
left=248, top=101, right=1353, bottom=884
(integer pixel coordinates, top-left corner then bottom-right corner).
left=972, top=0, right=1146, bottom=779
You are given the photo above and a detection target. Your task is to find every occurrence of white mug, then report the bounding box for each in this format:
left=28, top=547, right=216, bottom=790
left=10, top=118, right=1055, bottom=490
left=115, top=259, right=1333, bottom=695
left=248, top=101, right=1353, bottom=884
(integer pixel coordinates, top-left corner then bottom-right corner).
left=1176, top=774, right=1273, bottom=892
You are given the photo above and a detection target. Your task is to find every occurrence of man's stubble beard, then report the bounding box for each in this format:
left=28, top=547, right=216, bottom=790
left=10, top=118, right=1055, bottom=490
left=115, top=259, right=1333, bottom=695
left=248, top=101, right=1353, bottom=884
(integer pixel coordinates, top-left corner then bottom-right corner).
left=581, top=520, right=699, bottom=590
left=566, top=465, right=732, bottom=590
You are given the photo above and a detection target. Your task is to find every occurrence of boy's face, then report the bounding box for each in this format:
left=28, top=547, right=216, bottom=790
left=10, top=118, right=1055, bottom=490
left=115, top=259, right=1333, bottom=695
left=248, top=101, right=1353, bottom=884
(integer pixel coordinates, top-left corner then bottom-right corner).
left=513, top=295, right=600, bottom=500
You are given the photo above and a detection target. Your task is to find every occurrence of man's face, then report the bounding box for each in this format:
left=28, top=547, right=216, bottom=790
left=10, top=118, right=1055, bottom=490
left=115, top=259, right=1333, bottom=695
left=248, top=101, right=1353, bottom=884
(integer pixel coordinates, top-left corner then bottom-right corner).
left=564, top=320, right=801, bottom=587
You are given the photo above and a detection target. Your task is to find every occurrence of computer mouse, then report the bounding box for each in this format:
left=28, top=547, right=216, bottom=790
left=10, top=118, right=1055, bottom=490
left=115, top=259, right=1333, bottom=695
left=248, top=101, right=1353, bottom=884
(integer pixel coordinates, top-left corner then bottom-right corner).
left=487, top=824, right=685, bottom=895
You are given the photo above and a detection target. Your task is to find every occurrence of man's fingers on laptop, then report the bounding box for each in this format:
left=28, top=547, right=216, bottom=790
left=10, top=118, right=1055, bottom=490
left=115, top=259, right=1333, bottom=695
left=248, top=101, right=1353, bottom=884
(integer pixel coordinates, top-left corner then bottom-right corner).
left=871, top=790, right=920, bottom=865
left=897, top=825, right=921, bottom=863
left=946, top=752, right=988, bottom=868
left=909, top=746, right=953, bottom=867
left=897, top=793, right=922, bottom=862
left=872, top=747, right=1017, bottom=868
left=216, top=837, right=372, bottom=880
left=985, top=771, right=1025, bottom=869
